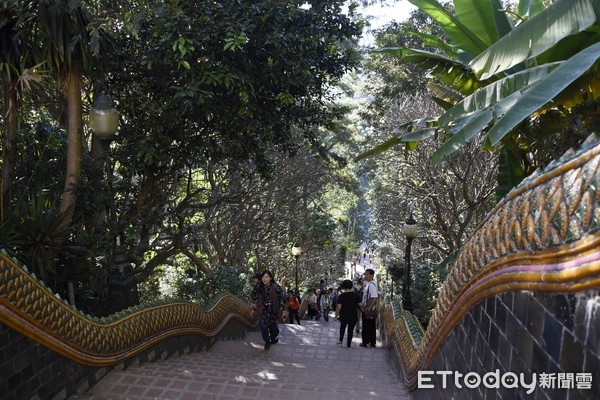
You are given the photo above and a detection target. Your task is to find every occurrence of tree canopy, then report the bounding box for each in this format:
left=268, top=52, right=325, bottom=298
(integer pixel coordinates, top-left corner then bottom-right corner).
left=1, top=0, right=594, bottom=322
left=358, top=0, right=600, bottom=198
left=0, top=0, right=364, bottom=311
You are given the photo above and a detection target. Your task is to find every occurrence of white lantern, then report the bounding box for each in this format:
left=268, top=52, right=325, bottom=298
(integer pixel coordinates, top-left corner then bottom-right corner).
left=89, top=93, right=119, bottom=138
left=402, top=216, right=418, bottom=239
left=291, top=243, right=302, bottom=257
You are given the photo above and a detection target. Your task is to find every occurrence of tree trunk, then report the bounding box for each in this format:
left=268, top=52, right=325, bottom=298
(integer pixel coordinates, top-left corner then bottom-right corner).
left=59, top=66, right=84, bottom=228
left=1, top=82, right=18, bottom=221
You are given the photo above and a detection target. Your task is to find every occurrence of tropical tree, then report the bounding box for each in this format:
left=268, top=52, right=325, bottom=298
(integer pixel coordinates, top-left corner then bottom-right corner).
left=0, top=2, right=45, bottom=220
left=0, top=5, right=23, bottom=219
left=32, top=1, right=109, bottom=228
left=358, top=0, right=600, bottom=196
left=97, top=0, right=363, bottom=283
left=0, top=0, right=365, bottom=310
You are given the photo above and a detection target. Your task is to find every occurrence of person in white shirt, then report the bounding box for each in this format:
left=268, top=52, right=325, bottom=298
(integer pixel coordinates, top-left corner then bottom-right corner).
left=359, top=269, right=378, bottom=348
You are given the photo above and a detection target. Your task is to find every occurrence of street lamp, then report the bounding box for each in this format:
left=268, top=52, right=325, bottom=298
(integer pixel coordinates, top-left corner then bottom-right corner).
left=402, top=215, right=418, bottom=312
left=89, top=92, right=119, bottom=230
left=291, top=243, right=302, bottom=296
left=390, top=265, right=394, bottom=300
left=89, top=93, right=136, bottom=312
left=90, top=92, right=119, bottom=161
left=90, top=93, right=119, bottom=138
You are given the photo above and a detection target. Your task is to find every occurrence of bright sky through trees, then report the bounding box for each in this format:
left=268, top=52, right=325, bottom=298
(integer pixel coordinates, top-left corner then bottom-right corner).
left=360, top=0, right=417, bottom=46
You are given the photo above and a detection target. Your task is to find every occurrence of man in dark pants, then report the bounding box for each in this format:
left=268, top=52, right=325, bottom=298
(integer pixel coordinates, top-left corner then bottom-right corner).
left=359, top=269, right=378, bottom=348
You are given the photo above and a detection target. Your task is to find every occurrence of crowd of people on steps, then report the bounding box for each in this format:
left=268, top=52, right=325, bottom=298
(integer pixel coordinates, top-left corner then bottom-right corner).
left=250, top=268, right=379, bottom=350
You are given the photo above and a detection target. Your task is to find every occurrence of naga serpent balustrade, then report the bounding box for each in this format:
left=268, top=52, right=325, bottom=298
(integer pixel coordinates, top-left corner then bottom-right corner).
left=381, top=135, right=600, bottom=390
left=0, top=254, right=257, bottom=366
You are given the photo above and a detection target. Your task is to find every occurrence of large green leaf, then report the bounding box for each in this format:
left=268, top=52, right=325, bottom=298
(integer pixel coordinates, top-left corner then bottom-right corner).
left=471, top=0, right=600, bottom=79
left=408, top=0, right=489, bottom=56
left=437, top=62, right=561, bottom=126
left=431, top=109, right=493, bottom=164
left=354, top=124, right=437, bottom=162
left=354, top=136, right=404, bottom=162
left=536, top=29, right=600, bottom=64
left=432, top=89, right=524, bottom=163
left=431, top=96, right=455, bottom=110
left=491, top=0, right=514, bottom=38
left=517, top=0, right=545, bottom=20
left=486, top=41, right=600, bottom=146
left=454, top=0, right=507, bottom=45
left=405, top=30, right=459, bottom=58
left=372, top=46, right=480, bottom=93
left=372, top=47, right=467, bottom=67
left=400, top=128, right=437, bottom=142
left=426, top=82, right=464, bottom=102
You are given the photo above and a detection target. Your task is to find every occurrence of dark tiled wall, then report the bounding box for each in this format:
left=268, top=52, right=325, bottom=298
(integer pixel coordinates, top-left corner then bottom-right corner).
left=0, top=320, right=252, bottom=400
left=411, top=290, right=599, bottom=400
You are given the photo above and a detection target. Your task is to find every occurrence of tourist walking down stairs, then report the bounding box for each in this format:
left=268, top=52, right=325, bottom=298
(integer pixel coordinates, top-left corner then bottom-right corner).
left=252, top=270, right=287, bottom=349
left=335, top=279, right=361, bottom=347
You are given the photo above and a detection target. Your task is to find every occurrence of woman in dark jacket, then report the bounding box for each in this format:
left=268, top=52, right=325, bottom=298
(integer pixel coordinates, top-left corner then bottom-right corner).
left=335, top=279, right=361, bottom=347
left=252, top=270, right=287, bottom=349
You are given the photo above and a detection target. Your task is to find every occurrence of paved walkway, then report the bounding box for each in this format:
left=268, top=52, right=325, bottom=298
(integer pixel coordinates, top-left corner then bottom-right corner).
left=72, top=317, right=410, bottom=400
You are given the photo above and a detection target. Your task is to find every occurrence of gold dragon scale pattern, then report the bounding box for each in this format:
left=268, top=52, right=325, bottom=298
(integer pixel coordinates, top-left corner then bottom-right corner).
left=383, top=136, right=600, bottom=390
left=0, top=252, right=257, bottom=366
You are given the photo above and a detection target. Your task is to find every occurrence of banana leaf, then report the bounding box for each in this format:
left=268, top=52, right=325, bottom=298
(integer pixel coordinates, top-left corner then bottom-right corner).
left=470, top=0, right=600, bottom=79
left=372, top=47, right=467, bottom=67
left=426, top=82, right=464, bottom=104
left=454, top=0, right=511, bottom=45
left=372, top=46, right=481, bottom=94
left=354, top=127, right=437, bottom=162
left=486, top=41, right=600, bottom=146
left=354, top=136, right=405, bottom=162
left=431, top=96, right=455, bottom=110
left=437, top=62, right=561, bottom=126
left=517, top=0, right=545, bottom=20
left=400, top=128, right=437, bottom=142
left=431, top=88, right=525, bottom=163
left=431, top=109, right=493, bottom=164
left=408, top=0, right=489, bottom=56
left=405, top=29, right=459, bottom=58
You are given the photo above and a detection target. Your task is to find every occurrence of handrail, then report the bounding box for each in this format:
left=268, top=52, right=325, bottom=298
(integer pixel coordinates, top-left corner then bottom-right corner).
left=382, top=135, right=600, bottom=390
left=0, top=250, right=257, bottom=366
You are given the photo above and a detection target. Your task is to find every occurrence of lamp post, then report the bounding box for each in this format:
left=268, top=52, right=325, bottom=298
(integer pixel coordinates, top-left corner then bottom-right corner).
left=90, top=93, right=119, bottom=139
left=402, top=215, right=418, bottom=312
left=390, top=268, right=394, bottom=300
left=90, top=93, right=119, bottom=160
left=89, top=93, right=136, bottom=313
left=90, top=92, right=119, bottom=231
left=291, top=243, right=302, bottom=296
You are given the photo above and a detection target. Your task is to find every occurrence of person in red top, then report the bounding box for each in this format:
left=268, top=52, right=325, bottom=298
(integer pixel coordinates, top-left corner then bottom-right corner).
left=286, top=290, right=301, bottom=325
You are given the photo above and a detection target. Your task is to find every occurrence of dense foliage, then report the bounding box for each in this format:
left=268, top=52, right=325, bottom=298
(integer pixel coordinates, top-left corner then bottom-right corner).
left=2, top=0, right=592, bottom=325
left=0, top=0, right=365, bottom=312
left=359, top=0, right=600, bottom=198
